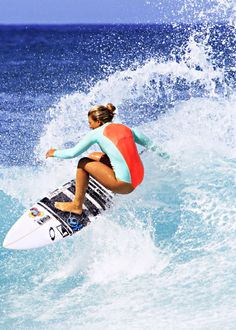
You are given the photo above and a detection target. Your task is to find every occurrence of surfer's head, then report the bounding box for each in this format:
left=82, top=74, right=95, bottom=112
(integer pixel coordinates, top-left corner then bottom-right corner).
left=88, top=103, right=116, bottom=129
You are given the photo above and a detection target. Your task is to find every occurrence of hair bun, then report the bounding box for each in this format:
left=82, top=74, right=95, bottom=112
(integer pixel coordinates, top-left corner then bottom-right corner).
left=106, top=103, right=116, bottom=113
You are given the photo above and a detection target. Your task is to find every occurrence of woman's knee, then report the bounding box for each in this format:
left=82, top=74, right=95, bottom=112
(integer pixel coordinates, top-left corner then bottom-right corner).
left=77, top=157, right=93, bottom=169
left=87, top=152, right=104, bottom=161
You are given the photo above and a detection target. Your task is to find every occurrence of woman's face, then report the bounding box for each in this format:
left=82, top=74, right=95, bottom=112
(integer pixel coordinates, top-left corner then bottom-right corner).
left=88, top=115, right=102, bottom=129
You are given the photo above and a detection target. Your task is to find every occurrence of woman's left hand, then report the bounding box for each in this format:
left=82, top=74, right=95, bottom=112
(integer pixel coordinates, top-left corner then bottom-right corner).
left=46, top=148, right=56, bottom=159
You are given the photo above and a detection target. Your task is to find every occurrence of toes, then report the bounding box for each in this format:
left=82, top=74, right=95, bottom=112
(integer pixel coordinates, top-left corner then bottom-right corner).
left=54, top=202, right=65, bottom=211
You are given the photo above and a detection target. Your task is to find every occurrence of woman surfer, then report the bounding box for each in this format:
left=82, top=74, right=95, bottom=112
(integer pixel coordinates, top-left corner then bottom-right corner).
left=46, top=103, right=166, bottom=215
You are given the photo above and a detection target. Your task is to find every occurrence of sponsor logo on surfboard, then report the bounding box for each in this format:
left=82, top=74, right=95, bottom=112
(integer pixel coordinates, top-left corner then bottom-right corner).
left=36, top=215, right=51, bottom=225
left=29, top=207, right=44, bottom=218
left=49, top=227, right=55, bottom=240
left=56, top=225, right=70, bottom=238
left=29, top=207, right=51, bottom=225
left=67, top=216, right=84, bottom=231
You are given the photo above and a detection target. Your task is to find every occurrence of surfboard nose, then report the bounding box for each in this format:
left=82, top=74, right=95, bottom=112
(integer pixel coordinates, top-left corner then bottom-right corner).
left=2, top=226, right=43, bottom=250
left=2, top=230, right=15, bottom=249
left=2, top=213, right=39, bottom=250
left=2, top=223, right=25, bottom=249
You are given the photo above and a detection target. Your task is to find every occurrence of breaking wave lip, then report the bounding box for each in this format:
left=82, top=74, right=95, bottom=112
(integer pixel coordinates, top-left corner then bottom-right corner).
left=35, top=33, right=227, bottom=160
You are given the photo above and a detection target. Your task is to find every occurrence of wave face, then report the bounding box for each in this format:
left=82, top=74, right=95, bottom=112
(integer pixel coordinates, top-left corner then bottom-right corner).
left=1, top=6, right=236, bottom=330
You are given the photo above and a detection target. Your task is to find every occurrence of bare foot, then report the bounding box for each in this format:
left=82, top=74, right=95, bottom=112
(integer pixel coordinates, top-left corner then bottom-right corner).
left=55, top=201, right=83, bottom=215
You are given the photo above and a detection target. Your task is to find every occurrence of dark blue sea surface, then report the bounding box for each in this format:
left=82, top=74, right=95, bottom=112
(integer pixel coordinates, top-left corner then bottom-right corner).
left=0, top=23, right=236, bottom=330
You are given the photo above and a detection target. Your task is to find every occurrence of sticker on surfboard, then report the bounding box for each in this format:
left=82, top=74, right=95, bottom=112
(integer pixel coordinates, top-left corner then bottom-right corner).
left=3, top=177, right=114, bottom=250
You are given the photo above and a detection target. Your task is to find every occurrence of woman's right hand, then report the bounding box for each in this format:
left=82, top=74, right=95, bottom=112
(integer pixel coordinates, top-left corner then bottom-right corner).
left=46, top=148, right=56, bottom=159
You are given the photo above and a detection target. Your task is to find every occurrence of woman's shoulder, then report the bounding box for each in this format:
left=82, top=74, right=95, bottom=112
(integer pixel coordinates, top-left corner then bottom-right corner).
left=102, top=122, right=134, bottom=139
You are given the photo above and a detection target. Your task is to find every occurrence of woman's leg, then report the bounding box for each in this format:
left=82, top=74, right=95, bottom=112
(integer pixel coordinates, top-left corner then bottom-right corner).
left=55, top=157, right=134, bottom=214
left=87, top=151, right=104, bottom=161
left=87, top=152, right=112, bottom=168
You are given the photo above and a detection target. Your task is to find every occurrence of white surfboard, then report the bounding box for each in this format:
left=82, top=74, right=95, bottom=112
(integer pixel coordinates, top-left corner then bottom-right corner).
left=3, top=177, right=114, bottom=250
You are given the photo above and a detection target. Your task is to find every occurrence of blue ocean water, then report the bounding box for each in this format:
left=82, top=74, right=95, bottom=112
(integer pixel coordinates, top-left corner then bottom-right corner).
left=1, top=18, right=236, bottom=330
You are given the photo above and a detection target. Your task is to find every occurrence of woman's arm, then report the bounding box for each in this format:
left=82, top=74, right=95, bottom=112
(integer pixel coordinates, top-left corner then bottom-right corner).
left=131, top=128, right=170, bottom=159
left=46, top=130, right=97, bottom=159
left=131, top=128, right=153, bottom=148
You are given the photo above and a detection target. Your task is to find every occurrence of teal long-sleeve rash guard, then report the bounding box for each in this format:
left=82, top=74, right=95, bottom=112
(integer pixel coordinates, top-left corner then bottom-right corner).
left=54, top=122, right=166, bottom=187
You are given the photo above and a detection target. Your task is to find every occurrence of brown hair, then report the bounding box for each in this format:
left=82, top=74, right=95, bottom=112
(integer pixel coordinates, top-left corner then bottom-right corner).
left=88, top=103, right=116, bottom=124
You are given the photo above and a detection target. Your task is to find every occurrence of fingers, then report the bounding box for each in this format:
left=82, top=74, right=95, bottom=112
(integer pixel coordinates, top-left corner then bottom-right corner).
left=46, top=148, right=56, bottom=159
